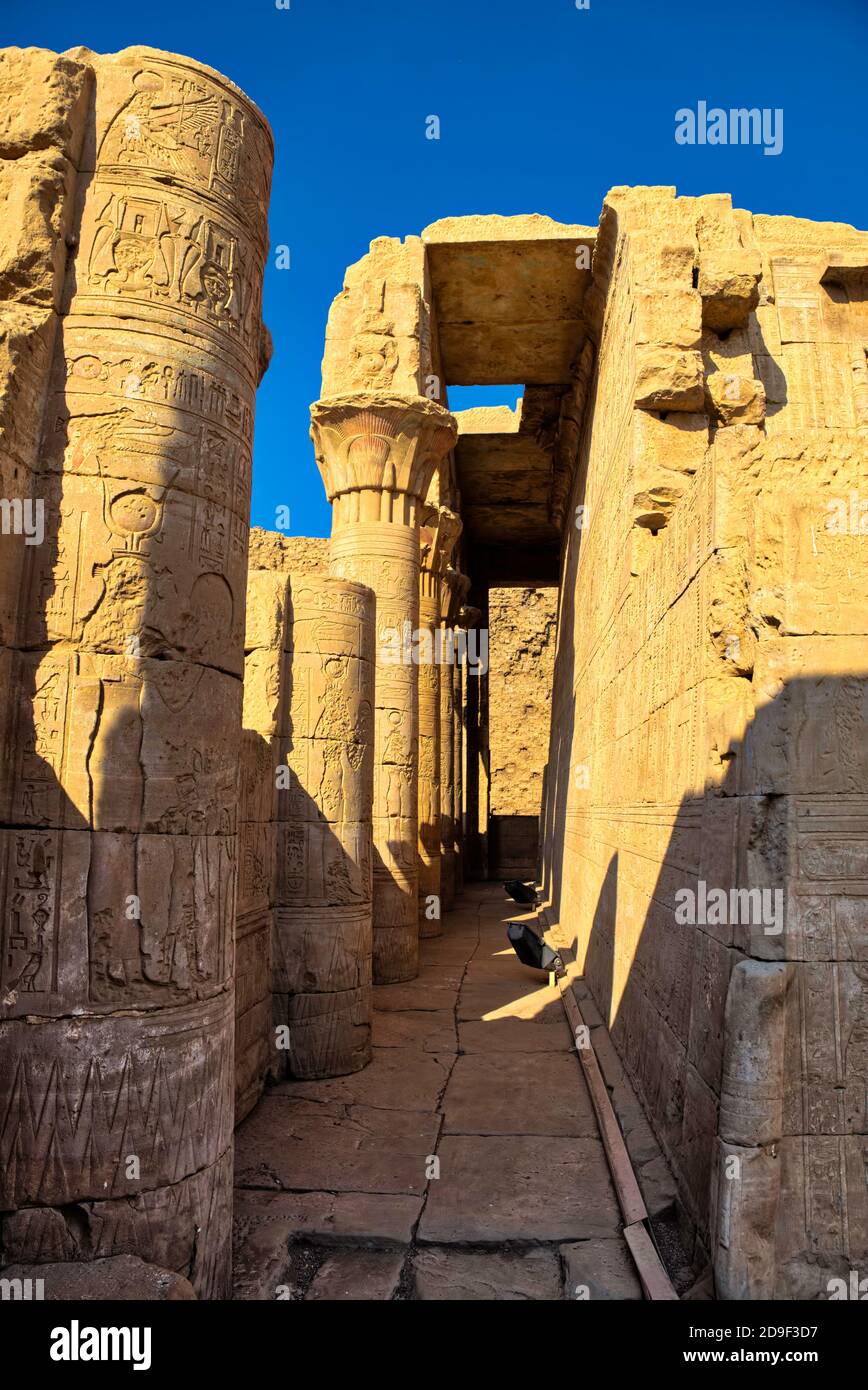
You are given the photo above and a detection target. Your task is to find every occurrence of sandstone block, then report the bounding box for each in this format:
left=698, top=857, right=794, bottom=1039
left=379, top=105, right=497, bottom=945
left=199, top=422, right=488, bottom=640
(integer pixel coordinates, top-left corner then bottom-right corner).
left=635, top=347, right=705, bottom=411
left=699, top=249, right=762, bottom=333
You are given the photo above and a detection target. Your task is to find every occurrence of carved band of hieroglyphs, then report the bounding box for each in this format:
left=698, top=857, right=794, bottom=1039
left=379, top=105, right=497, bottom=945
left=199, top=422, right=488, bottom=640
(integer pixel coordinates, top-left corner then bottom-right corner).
left=0, top=992, right=234, bottom=1206
left=275, top=575, right=375, bottom=1076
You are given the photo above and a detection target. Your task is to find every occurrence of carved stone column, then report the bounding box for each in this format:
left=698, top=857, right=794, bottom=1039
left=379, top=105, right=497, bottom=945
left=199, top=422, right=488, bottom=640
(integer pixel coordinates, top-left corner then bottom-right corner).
left=0, top=48, right=272, bottom=1298
left=439, top=567, right=469, bottom=912
left=235, top=570, right=287, bottom=1123
left=418, top=507, right=461, bottom=937
left=310, top=393, right=456, bottom=982
left=461, top=601, right=489, bottom=881
left=274, top=574, right=375, bottom=1078
left=454, top=655, right=465, bottom=894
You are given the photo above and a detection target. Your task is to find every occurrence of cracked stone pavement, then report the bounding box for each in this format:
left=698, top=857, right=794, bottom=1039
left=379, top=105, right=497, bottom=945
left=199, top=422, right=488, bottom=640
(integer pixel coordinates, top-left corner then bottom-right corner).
left=232, top=883, right=643, bottom=1300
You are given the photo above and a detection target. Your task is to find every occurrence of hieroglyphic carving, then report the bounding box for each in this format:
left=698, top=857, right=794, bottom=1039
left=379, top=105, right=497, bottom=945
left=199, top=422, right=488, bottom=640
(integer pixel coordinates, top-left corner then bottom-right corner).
left=232, top=571, right=287, bottom=1123
left=537, top=186, right=868, bottom=1300
left=0, top=991, right=234, bottom=1205
left=274, top=574, right=375, bottom=1077
left=311, top=394, right=456, bottom=982
left=440, top=567, right=469, bottom=910
left=417, top=506, right=461, bottom=935
left=0, top=46, right=272, bottom=1299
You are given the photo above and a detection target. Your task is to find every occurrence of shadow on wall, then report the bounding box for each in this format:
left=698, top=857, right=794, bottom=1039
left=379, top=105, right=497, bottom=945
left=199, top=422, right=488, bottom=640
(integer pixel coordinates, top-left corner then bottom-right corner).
left=544, top=672, right=868, bottom=1299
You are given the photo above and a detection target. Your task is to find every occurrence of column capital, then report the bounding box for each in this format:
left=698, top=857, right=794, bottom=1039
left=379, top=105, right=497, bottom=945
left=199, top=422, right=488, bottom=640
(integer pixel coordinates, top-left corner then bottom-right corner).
left=459, top=603, right=483, bottom=631
left=420, top=505, right=462, bottom=579
left=310, top=392, right=457, bottom=510
left=440, top=566, right=471, bottom=622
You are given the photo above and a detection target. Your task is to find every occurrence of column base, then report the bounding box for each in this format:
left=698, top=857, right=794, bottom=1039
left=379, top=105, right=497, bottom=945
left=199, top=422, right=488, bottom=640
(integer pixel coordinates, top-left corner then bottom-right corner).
left=372, top=925, right=419, bottom=984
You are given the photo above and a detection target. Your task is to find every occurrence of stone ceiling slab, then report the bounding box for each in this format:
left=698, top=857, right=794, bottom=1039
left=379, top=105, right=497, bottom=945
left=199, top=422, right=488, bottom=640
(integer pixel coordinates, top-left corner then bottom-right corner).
left=453, top=402, right=560, bottom=549
left=423, top=214, right=595, bottom=385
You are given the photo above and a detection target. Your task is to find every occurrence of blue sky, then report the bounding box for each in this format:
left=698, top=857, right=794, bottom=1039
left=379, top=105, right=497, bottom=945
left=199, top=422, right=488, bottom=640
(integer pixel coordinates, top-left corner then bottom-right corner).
left=5, top=0, right=867, bottom=536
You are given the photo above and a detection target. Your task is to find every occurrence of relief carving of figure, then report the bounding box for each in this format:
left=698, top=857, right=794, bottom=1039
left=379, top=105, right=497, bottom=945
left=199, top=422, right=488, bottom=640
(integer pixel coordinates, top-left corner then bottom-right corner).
left=349, top=311, right=399, bottom=388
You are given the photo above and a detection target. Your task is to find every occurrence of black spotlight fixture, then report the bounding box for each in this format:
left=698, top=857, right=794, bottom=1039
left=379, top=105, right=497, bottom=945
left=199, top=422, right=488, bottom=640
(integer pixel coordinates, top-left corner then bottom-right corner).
left=503, top=879, right=538, bottom=905
left=506, top=921, right=566, bottom=980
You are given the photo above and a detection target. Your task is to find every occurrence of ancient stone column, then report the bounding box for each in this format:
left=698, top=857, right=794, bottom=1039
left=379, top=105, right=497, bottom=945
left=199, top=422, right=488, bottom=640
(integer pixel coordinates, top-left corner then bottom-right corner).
left=439, top=568, right=469, bottom=911
left=461, top=601, right=488, bottom=881
left=235, top=571, right=288, bottom=1123
left=0, top=48, right=272, bottom=1298
left=273, top=573, right=375, bottom=1078
left=454, top=655, right=465, bottom=894
left=310, top=394, right=457, bottom=982
left=418, top=506, right=461, bottom=937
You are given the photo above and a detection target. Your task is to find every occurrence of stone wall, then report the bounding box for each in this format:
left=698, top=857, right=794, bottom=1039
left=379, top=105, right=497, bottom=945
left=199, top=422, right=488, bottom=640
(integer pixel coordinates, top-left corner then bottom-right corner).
left=248, top=527, right=329, bottom=576
left=488, top=585, right=557, bottom=879
left=489, top=585, right=557, bottom=817
left=540, top=186, right=868, bottom=1299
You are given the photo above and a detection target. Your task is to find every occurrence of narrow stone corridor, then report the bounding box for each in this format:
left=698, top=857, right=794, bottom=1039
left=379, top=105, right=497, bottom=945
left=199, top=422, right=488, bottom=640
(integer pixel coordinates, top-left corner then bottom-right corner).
left=232, top=884, right=642, bottom=1300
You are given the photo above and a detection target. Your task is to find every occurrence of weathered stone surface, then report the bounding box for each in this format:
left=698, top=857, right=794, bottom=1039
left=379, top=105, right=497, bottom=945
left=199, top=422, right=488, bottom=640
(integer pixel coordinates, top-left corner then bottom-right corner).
left=233, top=1187, right=423, bottom=1248
left=453, top=403, right=561, bottom=547
left=372, top=1006, right=456, bottom=1051
left=442, top=1053, right=599, bottom=1136
left=417, top=504, right=460, bottom=937
left=271, top=1045, right=451, bottom=1113
left=488, top=585, right=556, bottom=879
left=706, top=369, right=766, bottom=425
left=413, top=1246, right=563, bottom=1300
left=235, top=573, right=282, bottom=1119
left=0, top=43, right=273, bottom=1299
left=422, top=214, right=594, bottom=386
left=457, top=1014, right=571, bottom=1053
left=3, top=52, right=864, bottom=1308
left=539, top=184, right=868, bottom=1299
left=635, top=346, right=705, bottom=411
left=247, top=528, right=328, bottom=576
left=235, top=1095, right=440, bottom=1196
left=419, top=1135, right=621, bottom=1243
left=304, top=1249, right=405, bottom=1300
left=272, top=573, right=376, bottom=1078
left=312, top=395, right=457, bottom=983
left=0, top=1254, right=196, bottom=1300
left=1, top=1149, right=233, bottom=1299
left=698, top=249, right=761, bottom=332
left=560, top=1239, right=643, bottom=1301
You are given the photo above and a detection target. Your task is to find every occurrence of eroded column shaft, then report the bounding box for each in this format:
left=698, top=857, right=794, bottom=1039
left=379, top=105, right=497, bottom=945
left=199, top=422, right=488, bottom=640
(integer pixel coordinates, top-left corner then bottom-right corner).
left=453, top=658, right=465, bottom=894
left=417, top=571, right=441, bottom=935
left=0, top=46, right=272, bottom=1297
left=311, top=394, right=456, bottom=982
left=439, top=631, right=456, bottom=911
left=438, top=569, right=468, bottom=911
left=417, top=509, right=460, bottom=935
left=274, top=574, right=375, bottom=1077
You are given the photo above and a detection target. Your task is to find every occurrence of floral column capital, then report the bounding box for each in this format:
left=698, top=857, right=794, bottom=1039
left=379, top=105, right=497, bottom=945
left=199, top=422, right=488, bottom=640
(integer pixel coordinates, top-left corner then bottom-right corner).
left=310, top=392, right=457, bottom=508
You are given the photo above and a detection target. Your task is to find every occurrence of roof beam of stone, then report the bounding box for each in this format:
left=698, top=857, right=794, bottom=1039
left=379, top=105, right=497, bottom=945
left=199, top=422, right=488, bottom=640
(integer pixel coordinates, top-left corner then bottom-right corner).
left=452, top=396, right=562, bottom=549
left=422, top=214, right=595, bottom=386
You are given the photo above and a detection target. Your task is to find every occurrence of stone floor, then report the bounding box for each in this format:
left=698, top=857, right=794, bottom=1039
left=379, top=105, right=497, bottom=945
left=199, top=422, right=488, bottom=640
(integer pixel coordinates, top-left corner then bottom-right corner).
left=232, top=883, right=643, bottom=1300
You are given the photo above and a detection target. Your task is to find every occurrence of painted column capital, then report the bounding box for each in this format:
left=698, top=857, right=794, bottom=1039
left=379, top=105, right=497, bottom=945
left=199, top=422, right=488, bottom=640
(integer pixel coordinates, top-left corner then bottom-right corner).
left=440, top=566, right=471, bottom=623
left=420, top=505, right=462, bottom=579
left=310, top=392, right=456, bottom=518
